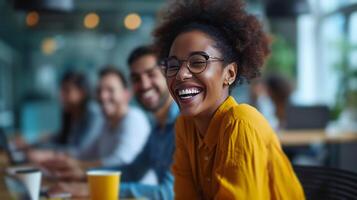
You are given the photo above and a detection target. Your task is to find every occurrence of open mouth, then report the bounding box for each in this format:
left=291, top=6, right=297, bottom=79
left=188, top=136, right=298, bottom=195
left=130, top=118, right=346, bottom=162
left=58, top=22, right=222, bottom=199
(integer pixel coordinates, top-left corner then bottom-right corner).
left=141, top=89, right=156, bottom=100
left=175, top=87, right=203, bottom=100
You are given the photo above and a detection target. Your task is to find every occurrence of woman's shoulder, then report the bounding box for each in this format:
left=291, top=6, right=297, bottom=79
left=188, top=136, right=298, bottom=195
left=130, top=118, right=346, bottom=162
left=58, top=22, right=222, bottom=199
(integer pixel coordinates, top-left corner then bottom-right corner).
left=222, top=103, right=276, bottom=145
left=225, top=103, right=271, bottom=127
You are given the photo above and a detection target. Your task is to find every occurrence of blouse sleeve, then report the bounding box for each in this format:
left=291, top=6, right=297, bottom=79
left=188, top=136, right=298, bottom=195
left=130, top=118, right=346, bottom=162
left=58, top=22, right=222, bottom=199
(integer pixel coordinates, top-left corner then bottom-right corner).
left=215, top=119, right=269, bottom=200
left=172, top=117, right=200, bottom=200
left=268, top=133, right=305, bottom=199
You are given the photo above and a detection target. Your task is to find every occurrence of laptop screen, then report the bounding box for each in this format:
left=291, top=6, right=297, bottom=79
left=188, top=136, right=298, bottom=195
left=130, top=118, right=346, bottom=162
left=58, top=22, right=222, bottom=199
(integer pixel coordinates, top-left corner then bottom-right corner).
left=0, top=129, right=11, bottom=157
left=0, top=129, right=26, bottom=165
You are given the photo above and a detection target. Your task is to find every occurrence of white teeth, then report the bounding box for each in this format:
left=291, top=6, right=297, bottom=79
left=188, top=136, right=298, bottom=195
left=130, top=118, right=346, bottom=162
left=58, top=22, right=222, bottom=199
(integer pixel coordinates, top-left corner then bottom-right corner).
left=180, top=95, right=192, bottom=99
left=142, top=89, right=155, bottom=98
left=178, top=88, right=200, bottom=96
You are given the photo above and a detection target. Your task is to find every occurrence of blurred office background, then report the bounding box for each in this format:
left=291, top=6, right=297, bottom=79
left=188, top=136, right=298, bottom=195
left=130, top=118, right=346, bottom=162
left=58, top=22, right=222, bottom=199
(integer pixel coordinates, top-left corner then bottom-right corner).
left=0, top=0, right=357, bottom=169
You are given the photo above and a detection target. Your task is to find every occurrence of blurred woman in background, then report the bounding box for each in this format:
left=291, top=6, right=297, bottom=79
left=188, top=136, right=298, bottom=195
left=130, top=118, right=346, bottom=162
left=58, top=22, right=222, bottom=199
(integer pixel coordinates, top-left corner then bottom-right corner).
left=28, top=71, right=103, bottom=162
left=55, top=71, right=103, bottom=150
left=250, top=74, right=293, bottom=130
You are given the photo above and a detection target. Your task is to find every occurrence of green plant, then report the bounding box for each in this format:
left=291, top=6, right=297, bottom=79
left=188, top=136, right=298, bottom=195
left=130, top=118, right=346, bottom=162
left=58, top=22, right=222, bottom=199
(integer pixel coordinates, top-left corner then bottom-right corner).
left=334, top=39, right=357, bottom=113
left=265, top=34, right=296, bottom=79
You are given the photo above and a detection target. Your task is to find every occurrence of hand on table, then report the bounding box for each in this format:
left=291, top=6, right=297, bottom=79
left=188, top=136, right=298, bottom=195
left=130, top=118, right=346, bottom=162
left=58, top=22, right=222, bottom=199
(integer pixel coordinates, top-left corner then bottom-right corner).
left=41, top=154, right=86, bottom=181
left=49, top=182, right=89, bottom=198
left=27, top=149, right=57, bottom=164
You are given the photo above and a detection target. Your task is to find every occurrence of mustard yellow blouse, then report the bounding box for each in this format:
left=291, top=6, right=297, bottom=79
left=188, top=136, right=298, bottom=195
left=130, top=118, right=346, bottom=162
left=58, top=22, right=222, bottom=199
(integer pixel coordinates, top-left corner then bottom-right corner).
left=172, top=96, right=305, bottom=200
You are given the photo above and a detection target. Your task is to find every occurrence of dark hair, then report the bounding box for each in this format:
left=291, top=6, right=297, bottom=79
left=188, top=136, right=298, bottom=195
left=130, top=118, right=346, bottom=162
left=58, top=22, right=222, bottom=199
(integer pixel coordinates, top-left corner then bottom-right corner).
left=265, top=74, right=292, bottom=103
left=127, top=45, right=157, bottom=66
left=60, top=71, right=90, bottom=96
left=57, top=71, right=90, bottom=145
left=99, top=66, right=128, bottom=88
left=153, top=0, right=271, bottom=86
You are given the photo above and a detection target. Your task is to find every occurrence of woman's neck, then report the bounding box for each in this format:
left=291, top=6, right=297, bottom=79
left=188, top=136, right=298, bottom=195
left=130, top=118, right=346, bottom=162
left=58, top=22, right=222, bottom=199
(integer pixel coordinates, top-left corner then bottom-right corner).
left=193, top=115, right=212, bottom=138
left=193, top=93, right=230, bottom=137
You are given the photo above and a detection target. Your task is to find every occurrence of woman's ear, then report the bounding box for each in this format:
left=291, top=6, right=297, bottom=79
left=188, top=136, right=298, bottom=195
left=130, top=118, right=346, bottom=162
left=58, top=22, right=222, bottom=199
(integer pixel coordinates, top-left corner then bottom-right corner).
left=224, top=62, right=237, bottom=86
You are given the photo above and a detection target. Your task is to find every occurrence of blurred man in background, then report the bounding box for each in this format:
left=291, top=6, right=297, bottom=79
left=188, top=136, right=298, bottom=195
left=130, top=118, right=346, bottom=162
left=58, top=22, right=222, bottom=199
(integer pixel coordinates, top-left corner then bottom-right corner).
left=50, top=45, right=178, bottom=200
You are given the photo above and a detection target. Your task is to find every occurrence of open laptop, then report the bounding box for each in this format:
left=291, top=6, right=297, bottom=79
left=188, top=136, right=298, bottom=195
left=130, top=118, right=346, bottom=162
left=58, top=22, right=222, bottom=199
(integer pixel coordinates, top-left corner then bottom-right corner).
left=3, top=173, right=32, bottom=200
left=1, top=129, right=72, bottom=199
left=285, top=105, right=330, bottom=130
left=0, top=129, right=27, bottom=165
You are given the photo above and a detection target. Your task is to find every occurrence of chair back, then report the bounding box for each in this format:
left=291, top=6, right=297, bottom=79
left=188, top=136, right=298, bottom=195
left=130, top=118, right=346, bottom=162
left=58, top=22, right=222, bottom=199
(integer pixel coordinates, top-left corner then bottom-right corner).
left=294, top=165, right=357, bottom=199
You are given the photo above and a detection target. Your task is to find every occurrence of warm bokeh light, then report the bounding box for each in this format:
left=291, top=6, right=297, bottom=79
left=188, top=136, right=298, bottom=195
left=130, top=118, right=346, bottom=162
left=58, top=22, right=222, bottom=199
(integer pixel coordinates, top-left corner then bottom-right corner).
left=124, top=13, right=142, bottom=30
left=26, top=11, right=39, bottom=27
left=84, top=12, right=100, bottom=29
left=41, top=38, right=57, bottom=55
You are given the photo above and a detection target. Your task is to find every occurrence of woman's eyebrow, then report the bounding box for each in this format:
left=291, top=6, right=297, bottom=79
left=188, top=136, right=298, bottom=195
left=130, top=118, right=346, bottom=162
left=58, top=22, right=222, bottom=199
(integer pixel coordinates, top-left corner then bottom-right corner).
left=188, top=51, right=206, bottom=56
left=168, top=51, right=206, bottom=59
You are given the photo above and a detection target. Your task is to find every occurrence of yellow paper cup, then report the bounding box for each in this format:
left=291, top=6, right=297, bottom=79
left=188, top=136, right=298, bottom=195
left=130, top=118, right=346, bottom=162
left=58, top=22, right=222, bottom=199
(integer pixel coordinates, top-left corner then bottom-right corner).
left=87, top=170, right=121, bottom=200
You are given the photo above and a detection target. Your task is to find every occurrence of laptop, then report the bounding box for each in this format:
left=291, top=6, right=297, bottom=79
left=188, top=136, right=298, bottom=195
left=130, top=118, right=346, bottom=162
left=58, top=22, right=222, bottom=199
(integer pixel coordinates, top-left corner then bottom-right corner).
left=0, top=129, right=27, bottom=165
left=3, top=173, right=32, bottom=200
left=285, top=105, right=330, bottom=130
left=1, top=129, right=72, bottom=199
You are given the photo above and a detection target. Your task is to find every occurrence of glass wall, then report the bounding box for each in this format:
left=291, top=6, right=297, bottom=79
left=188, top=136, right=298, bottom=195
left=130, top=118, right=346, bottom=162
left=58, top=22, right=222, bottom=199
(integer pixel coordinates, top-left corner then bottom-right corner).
left=295, top=0, right=357, bottom=109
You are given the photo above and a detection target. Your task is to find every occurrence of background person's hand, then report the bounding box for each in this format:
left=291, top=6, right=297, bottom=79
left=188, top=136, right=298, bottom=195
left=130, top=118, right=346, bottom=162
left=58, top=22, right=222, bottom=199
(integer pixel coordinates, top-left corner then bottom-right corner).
left=48, top=182, right=89, bottom=197
left=27, top=149, right=56, bottom=164
left=41, top=154, right=86, bottom=181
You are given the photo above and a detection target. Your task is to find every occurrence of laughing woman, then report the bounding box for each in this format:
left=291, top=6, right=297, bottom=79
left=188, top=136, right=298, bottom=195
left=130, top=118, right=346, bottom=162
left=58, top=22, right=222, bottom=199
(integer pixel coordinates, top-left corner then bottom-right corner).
left=153, top=0, right=305, bottom=199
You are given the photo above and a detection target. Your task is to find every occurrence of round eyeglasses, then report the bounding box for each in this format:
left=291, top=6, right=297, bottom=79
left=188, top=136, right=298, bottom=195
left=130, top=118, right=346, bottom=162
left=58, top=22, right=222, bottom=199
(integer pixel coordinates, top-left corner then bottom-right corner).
left=161, top=52, right=224, bottom=77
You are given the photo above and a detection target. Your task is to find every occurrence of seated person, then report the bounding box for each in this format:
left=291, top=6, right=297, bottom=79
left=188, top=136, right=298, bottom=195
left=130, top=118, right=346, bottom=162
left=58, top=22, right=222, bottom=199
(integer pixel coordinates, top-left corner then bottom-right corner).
left=250, top=74, right=293, bottom=130
left=152, top=0, right=304, bottom=199
left=49, top=46, right=178, bottom=200
left=26, top=71, right=103, bottom=162
left=38, top=67, right=151, bottom=175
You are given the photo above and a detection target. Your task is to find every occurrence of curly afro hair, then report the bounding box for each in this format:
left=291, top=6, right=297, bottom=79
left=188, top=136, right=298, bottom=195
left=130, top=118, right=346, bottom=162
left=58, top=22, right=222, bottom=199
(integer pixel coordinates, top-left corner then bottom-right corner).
left=153, top=0, right=271, bottom=86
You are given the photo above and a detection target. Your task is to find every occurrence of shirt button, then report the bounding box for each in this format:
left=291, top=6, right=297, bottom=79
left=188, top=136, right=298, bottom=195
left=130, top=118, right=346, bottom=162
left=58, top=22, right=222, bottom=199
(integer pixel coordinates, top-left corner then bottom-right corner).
left=204, top=156, right=209, bottom=161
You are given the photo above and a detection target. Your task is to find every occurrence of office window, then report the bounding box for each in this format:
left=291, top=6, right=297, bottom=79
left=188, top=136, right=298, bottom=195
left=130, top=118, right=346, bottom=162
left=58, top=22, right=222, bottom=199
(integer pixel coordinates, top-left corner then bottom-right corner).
left=320, top=0, right=357, bottom=13
left=349, top=12, right=357, bottom=69
left=296, top=11, right=345, bottom=106
left=348, top=12, right=357, bottom=97
left=319, top=14, right=345, bottom=106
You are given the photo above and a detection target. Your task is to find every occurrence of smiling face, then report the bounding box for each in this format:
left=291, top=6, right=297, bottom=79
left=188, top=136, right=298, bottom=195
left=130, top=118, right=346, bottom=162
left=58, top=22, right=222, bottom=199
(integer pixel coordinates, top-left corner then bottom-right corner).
left=130, top=54, right=170, bottom=112
left=60, top=82, right=86, bottom=111
left=167, top=30, right=236, bottom=118
left=97, top=74, right=130, bottom=118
